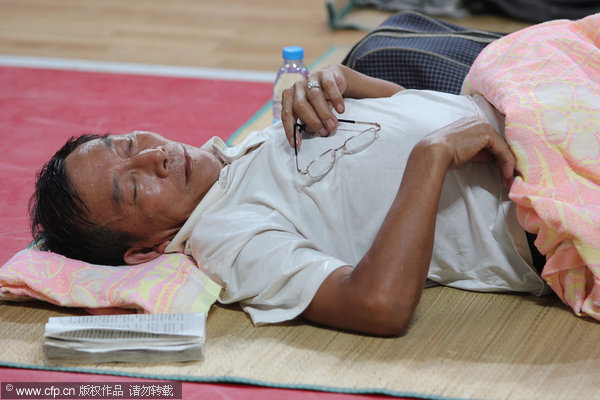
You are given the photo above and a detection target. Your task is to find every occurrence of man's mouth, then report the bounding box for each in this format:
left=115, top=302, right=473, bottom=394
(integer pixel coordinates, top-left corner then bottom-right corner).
left=183, top=146, right=191, bottom=188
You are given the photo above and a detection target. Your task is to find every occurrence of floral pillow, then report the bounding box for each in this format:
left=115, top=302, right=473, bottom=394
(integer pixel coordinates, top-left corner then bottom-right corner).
left=0, top=249, right=221, bottom=314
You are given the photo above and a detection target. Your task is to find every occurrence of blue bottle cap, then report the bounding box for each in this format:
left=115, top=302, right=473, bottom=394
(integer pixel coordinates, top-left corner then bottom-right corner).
left=283, top=46, right=304, bottom=60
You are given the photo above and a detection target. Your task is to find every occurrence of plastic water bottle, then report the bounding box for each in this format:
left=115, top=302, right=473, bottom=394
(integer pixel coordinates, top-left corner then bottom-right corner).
left=272, top=46, right=309, bottom=123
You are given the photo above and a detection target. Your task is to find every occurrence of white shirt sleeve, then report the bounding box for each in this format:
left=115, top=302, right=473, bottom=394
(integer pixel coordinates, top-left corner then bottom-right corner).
left=224, top=229, right=348, bottom=325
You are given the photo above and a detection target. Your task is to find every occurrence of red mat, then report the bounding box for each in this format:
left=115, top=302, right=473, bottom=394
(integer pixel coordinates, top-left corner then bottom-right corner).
left=0, top=65, right=416, bottom=400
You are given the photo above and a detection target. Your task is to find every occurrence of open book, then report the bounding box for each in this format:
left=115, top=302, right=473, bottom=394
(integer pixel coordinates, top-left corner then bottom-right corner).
left=44, top=313, right=206, bottom=363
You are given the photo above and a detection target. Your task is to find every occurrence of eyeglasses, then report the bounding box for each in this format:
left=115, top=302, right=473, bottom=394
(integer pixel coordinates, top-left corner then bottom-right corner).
left=293, top=119, right=381, bottom=179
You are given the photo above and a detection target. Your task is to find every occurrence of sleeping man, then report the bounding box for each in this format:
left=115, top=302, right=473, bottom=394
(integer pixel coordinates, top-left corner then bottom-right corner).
left=29, top=63, right=550, bottom=336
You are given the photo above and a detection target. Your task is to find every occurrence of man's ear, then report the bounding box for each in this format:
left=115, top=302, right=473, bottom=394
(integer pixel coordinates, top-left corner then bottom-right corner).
left=123, top=240, right=171, bottom=265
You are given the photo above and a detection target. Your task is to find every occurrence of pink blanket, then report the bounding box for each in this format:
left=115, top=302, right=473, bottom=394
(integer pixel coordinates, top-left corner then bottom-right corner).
left=0, top=249, right=221, bottom=315
left=463, top=14, right=600, bottom=320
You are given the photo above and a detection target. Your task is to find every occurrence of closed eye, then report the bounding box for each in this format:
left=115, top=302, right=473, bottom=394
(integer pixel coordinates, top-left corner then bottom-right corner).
left=133, top=177, right=137, bottom=202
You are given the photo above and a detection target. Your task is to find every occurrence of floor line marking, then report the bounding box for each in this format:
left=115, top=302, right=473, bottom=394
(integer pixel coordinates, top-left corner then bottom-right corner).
left=0, top=54, right=276, bottom=82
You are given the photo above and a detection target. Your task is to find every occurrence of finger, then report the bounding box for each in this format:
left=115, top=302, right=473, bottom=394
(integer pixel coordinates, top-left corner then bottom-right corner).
left=472, top=148, right=514, bottom=189
left=481, top=128, right=516, bottom=189
left=319, top=69, right=345, bottom=116
left=497, top=149, right=516, bottom=189
left=291, top=79, right=326, bottom=137
left=305, top=78, right=338, bottom=135
left=281, top=87, right=298, bottom=148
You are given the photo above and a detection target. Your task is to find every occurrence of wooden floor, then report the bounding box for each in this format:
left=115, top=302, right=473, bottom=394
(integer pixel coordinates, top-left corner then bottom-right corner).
left=0, top=0, right=529, bottom=72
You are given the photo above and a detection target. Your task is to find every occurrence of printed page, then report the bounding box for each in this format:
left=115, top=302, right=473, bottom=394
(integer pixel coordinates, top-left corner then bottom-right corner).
left=45, top=313, right=206, bottom=337
left=43, top=313, right=206, bottom=362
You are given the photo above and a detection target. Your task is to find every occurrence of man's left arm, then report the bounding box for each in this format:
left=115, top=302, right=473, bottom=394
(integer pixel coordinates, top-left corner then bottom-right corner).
left=300, top=117, right=516, bottom=336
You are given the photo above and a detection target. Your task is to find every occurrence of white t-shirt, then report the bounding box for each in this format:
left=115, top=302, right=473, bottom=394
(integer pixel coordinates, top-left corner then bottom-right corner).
left=166, top=90, right=549, bottom=325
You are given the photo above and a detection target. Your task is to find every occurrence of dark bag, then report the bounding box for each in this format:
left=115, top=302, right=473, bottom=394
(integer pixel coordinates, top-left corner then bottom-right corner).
left=342, top=11, right=503, bottom=94
left=465, top=0, right=600, bottom=24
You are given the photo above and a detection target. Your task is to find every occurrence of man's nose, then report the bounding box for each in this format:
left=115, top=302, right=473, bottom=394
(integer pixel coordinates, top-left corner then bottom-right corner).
left=129, top=147, right=168, bottom=177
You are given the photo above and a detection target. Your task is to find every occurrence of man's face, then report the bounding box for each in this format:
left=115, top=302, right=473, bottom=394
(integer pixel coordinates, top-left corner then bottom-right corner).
left=64, top=131, right=222, bottom=251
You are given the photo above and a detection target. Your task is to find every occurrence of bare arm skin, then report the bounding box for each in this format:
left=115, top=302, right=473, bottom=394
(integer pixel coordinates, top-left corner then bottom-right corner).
left=281, top=64, right=404, bottom=147
left=300, top=117, right=516, bottom=337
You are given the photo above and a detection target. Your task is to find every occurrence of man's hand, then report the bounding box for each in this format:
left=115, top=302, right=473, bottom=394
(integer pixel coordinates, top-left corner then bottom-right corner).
left=419, top=116, right=516, bottom=188
left=281, top=65, right=348, bottom=148
left=281, top=65, right=404, bottom=148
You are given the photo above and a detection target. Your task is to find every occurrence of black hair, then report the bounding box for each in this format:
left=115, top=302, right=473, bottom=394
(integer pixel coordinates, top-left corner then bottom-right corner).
left=29, top=134, right=138, bottom=266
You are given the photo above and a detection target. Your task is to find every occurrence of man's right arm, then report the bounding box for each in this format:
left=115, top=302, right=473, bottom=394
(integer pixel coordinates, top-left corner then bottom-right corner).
left=300, top=117, right=517, bottom=336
